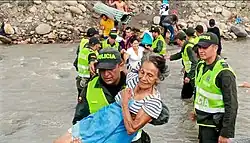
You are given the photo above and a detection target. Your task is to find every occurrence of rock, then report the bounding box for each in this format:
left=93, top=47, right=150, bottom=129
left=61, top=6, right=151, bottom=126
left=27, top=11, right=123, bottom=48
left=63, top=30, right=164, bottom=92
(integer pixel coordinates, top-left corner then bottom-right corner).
left=193, top=15, right=201, bottom=22
left=33, top=0, right=42, bottom=5
left=54, top=8, right=64, bottom=13
left=65, top=1, right=78, bottom=6
left=198, top=12, right=206, bottom=18
left=215, top=6, right=223, bottom=13
left=141, top=20, right=148, bottom=25
left=229, top=32, right=237, bottom=39
left=206, top=12, right=213, bottom=16
left=24, top=17, right=33, bottom=23
left=209, top=8, right=214, bottom=13
left=245, top=27, right=250, bottom=35
left=195, top=8, right=201, bottom=13
left=35, top=23, right=51, bottom=35
left=230, top=25, right=248, bottom=37
left=208, top=1, right=217, bottom=7
left=69, top=6, right=82, bottom=15
left=59, top=32, right=68, bottom=40
left=47, top=32, right=57, bottom=39
left=78, top=4, right=86, bottom=12
left=46, top=14, right=53, bottom=21
left=46, top=4, right=54, bottom=12
left=4, top=23, right=15, bottom=35
left=47, top=1, right=63, bottom=7
left=64, top=12, right=73, bottom=21
left=29, top=5, right=37, bottom=13
left=221, top=8, right=232, bottom=18
left=218, top=1, right=226, bottom=6
left=77, top=0, right=86, bottom=5
left=92, top=13, right=100, bottom=19
left=153, top=16, right=161, bottom=25
left=225, top=2, right=236, bottom=8
left=219, top=23, right=227, bottom=31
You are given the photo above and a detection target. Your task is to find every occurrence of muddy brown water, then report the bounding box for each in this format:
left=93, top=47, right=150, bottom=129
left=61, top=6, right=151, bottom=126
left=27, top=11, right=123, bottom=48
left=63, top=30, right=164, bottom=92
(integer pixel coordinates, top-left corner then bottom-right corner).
left=0, top=40, right=250, bottom=143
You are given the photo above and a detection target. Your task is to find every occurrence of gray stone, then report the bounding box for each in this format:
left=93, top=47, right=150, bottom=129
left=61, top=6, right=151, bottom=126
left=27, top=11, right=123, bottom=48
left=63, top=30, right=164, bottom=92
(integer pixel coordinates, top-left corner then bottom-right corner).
left=225, top=2, right=236, bottom=8
left=78, top=0, right=86, bottom=5
left=218, top=1, right=226, bottom=6
left=153, top=16, right=161, bottom=25
left=78, top=4, right=86, bottom=12
left=46, top=14, right=53, bottom=21
left=46, top=4, right=54, bottom=12
left=24, top=17, right=33, bottom=23
left=29, top=5, right=37, bottom=13
left=198, top=12, right=206, bottom=18
left=229, top=32, right=237, bottom=39
left=64, top=12, right=73, bottom=21
left=35, top=23, right=51, bottom=35
left=47, top=1, right=63, bottom=7
left=193, top=15, right=201, bottom=22
left=215, top=6, right=223, bottom=13
left=65, top=1, right=78, bottom=6
left=141, top=20, right=148, bottom=25
left=47, top=32, right=57, bottom=39
left=230, top=25, right=248, bottom=37
left=195, top=8, right=201, bottom=13
left=219, top=23, right=227, bottom=31
left=208, top=1, right=217, bottom=7
left=69, top=6, right=82, bottom=15
left=33, top=0, right=42, bottom=5
left=206, top=12, right=213, bottom=16
left=209, top=8, right=214, bottom=13
left=54, top=8, right=64, bottom=13
left=222, top=8, right=232, bottom=18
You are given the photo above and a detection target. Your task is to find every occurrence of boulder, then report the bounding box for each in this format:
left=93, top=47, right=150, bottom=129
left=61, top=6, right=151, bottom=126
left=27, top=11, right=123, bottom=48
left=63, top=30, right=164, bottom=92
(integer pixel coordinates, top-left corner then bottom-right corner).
left=4, top=23, right=15, bottom=35
left=215, top=6, right=223, bottom=13
left=230, top=25, right=248, bottom=37
left=29, top=5, right=37, bottom=13
left=225, top=2, right=236, bottom=8
left=153, top=16, right=161, bottom=25
left=54, top=8, right=64, bottom=13
left=221, top=8, right=232, bottom=18
left=33, top=0, right=42, bottom=5
left=78, top=4, right=86, bottom=12
left=35, top=23, right=52, bottom=35
left=46, top=4, right=54, bottom=12
left=65, top=1, right=78, bottom=6
left=198, top=12, right=206, bottom=18
left=69, top=6, right=82, bottom=15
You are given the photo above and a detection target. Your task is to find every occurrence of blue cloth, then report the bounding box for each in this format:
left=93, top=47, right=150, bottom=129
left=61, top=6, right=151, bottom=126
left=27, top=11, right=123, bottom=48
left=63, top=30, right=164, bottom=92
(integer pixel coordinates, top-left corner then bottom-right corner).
left=162, top=0, right=168, bottom=4
left=141, top=32, right=153, bottom=45
left=72, top=101, right=137, bottom=143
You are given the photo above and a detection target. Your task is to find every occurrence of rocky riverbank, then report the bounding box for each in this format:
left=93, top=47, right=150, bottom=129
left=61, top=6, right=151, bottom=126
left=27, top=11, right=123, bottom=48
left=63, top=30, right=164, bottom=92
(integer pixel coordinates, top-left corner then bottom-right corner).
left=0, top=0, right=250, bottom=44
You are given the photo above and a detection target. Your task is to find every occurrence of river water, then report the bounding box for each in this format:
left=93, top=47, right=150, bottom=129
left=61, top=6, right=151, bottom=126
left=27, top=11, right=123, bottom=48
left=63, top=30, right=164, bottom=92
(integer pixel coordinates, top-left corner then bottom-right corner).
left=0, top=40, right=250, bottom=143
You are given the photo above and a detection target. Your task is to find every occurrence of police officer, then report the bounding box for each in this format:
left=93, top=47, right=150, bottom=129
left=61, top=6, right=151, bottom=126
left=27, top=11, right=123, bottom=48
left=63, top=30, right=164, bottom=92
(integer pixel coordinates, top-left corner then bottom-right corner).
left=76, top=37, right=101, bottom=97
left=102, top=31, right=120, bottom=51
left=73, top=27, right=99, bottom=71
left=192, top=32, right=238, bottom=143
left=73, top=48, right=150, bottom=143
left=167, top=31, right=198, bottom=99
left=150, top=26, right=167, bottom=56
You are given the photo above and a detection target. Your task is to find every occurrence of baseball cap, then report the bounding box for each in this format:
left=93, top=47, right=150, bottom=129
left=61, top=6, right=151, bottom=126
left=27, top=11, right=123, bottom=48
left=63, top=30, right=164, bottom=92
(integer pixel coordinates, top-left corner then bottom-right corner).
left=150, top=26, right=161, bottom=33
left=87, top=28, right=99, bottom=37
left=176, top=31, right=186, bottom=40
left=109, top=31, right=117, bottom=39
left=89, top=37, right=100, bottom=45
left=197, top=32, right=219, bottom=48
left=185, top=27, right=195, bottom=37
left=96, top=48, right=122, bottom=69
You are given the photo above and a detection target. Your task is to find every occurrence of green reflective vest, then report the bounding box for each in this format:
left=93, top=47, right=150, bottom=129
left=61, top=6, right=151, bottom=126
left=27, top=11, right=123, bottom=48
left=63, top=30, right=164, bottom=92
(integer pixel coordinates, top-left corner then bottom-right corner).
left=79, top=38, right=89, bottom=50
left=152, top=35, right=167, bottom=55
left=77, top=48, right=94, bottom=78
left=86, top=76, right=109, bottom=113
left=181, top=39, right=195, bottom=73
left=102, top=39, right=119, bottom=51
left=194, top=36, right=199, bottom=45
left=194, top=59, right=235, bottom=127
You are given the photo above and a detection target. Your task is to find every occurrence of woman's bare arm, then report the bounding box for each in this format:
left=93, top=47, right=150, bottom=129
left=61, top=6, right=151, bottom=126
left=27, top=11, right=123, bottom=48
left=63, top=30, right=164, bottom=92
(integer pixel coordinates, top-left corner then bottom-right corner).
left=121, top=88, right=152, bottom=134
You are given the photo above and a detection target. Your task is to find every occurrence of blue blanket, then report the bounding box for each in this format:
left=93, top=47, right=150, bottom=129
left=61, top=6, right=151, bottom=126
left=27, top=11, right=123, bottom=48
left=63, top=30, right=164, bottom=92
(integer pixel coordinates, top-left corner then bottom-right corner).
left=72, top=101, right=137, bottom=143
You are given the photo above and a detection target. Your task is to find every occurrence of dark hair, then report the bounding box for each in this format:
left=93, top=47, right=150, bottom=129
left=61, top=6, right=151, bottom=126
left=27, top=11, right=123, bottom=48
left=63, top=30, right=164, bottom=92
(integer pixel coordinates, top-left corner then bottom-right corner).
left=141, top=52, right=169, bottom=81
left=195, top=25, right=204, bottom=33
left=125, top=27, right=132, bottom=31
left=209, top=19, right=215, bottom=27
left=130, top=36, right=139, bottom=44
left=100, top=14, right=108, bottom=19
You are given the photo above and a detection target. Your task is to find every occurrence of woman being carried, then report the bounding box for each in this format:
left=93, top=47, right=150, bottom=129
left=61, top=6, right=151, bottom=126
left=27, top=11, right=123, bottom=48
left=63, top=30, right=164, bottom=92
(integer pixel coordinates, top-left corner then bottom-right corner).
left=54, top=52, right=168, bottom=143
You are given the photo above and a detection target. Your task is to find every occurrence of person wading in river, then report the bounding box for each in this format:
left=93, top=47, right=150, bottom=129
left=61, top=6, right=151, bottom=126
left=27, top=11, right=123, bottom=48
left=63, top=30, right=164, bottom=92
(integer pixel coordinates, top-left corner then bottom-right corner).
left=191, top=32, right=238, bottom=143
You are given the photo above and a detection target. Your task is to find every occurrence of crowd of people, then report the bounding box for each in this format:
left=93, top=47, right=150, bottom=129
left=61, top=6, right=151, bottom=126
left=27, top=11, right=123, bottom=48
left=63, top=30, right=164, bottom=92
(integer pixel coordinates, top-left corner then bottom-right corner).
left=53, top=0, right=239, bottom=143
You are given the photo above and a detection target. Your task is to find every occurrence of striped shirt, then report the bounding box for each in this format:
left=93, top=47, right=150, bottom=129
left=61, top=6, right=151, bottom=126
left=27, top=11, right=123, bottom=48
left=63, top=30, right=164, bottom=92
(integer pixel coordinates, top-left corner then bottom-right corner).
left=115, top=72, right=162, bottom=119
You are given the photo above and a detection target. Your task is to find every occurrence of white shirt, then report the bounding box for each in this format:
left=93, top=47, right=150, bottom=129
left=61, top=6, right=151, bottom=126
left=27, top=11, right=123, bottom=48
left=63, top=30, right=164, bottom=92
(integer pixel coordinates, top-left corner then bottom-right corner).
left=125, top=46, right=144, bottom=70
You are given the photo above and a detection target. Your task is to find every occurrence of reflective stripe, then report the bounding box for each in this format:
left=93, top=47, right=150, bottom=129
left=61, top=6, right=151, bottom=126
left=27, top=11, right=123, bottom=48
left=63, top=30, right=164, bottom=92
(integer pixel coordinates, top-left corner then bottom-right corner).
left=197, top=87, right=223, bottom=100
left=197, top=123, right=216, bottom=128
left=78, top=73, right=90, bottom=78
left=78, top=65, right=89, bottom=70
left=132, top=129, right=142, bottom=141
left=195, top=104, right=225, bottom=113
